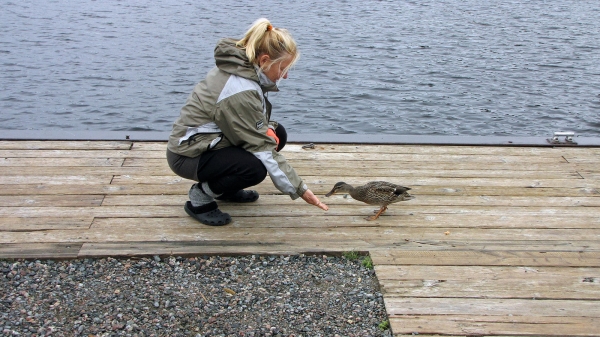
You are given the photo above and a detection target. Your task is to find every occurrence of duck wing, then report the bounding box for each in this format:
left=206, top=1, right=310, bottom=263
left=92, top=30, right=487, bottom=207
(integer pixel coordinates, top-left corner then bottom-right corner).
left=357, top=181, right=403, bottom=205
left=365, top=181, right=411, bottom=194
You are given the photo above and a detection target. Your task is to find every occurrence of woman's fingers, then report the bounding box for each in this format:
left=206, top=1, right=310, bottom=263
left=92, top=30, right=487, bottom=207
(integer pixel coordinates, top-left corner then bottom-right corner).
left=315, top=200, right=329, bottom=211
left=301, top=189, right=329, bottom=211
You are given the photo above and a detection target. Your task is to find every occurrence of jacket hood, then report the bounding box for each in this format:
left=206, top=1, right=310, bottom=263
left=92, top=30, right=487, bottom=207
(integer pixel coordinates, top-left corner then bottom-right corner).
left=214, top=38, right=279, bottom=92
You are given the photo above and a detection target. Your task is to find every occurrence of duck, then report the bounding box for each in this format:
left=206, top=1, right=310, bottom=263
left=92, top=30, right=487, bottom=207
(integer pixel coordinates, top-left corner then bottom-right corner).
left=325, top=181, right=414, bottom=220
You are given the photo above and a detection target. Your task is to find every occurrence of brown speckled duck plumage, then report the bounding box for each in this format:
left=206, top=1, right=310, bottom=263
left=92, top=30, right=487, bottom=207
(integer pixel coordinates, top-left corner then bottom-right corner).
left=325, top=181, right=414, bottom=220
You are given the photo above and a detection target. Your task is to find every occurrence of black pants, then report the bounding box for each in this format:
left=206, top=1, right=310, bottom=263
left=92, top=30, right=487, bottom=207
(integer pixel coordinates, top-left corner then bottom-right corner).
left=167, top=124, right=287, bottom=198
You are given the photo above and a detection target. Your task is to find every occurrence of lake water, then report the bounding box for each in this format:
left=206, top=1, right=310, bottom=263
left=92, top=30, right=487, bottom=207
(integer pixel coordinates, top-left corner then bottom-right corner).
left=1, top=0, right=599, bottom=137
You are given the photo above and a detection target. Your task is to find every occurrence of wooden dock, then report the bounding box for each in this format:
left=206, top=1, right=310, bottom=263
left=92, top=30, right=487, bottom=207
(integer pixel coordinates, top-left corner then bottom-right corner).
left=1, top=140, right=599, bottom=336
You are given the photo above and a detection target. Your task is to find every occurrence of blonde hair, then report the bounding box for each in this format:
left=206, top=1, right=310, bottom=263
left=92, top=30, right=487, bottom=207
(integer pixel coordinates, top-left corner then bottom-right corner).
left=236, top=18, right=299, bottom=74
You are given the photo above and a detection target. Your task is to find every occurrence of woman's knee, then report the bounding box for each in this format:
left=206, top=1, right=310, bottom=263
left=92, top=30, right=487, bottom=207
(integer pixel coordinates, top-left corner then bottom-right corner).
left=219, top=147, right=267, bottom=185
left=247, top=159, right=268, bottom=185
left=166, top=149, right=199, bottom=181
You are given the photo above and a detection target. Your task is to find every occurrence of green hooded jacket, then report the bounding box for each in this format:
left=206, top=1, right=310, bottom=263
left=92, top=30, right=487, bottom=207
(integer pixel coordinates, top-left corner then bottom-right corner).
left=167, top=38, right=307, bottom=199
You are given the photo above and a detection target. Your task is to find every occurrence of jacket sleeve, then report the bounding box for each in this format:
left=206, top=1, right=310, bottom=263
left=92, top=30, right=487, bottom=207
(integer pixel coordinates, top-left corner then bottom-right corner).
left=214, top=90, right=307, bottom=199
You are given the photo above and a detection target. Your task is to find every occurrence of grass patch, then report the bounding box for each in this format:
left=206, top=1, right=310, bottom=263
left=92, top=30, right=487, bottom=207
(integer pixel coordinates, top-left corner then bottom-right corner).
left=342, top=250, right=360, bottom=261
left=361, top=256, right=373, bottom=269
left=378, top=319, right=390, bottom=330
left=343, top=251, right=374, bottom=269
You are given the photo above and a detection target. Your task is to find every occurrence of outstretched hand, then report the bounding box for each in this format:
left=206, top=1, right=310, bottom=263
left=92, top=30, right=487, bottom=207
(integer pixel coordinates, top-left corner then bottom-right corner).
left=301, top=189, right=329, bottom=211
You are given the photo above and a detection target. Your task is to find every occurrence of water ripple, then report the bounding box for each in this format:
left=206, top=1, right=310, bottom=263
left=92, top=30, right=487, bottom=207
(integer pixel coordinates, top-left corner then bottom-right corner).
left=0, top=0, right=599, bottom=136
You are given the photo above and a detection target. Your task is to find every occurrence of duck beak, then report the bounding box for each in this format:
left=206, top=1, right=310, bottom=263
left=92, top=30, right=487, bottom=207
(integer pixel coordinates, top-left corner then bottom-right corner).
left=325, top=187, right=337, bottom=197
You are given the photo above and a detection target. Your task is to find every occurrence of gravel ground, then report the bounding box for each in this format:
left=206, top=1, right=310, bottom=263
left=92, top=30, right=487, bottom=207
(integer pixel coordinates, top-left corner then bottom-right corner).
left=1, top=254, right=392, bottom=337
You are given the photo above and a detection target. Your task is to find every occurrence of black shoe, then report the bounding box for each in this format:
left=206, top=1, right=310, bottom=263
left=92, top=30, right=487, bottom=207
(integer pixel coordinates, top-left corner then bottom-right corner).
left=216, top=190, right=259, bottom=203
left=184, top=201, right=231, bottom=226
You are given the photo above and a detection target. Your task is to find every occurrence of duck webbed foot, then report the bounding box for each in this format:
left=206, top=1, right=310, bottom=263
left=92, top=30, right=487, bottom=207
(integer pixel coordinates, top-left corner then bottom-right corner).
left=366, top=206, right=387, bottom=221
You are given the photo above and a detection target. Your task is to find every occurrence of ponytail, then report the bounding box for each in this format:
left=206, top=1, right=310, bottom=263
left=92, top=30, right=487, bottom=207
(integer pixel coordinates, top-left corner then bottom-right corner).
left=236, top=18, right=299, bottom=73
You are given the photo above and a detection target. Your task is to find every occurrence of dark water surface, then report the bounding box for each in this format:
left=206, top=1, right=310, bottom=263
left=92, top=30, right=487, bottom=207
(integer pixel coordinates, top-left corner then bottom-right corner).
left=1, top=0, right=599, bottom=136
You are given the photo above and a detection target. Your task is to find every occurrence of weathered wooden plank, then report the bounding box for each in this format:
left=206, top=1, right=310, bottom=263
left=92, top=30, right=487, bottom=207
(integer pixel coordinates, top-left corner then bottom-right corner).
left=0, top=148, right=155, bottom=159
left=0, top=140, right=132, bottom=150
left=376, top=264, right=600, bottom=281
left=0, top=243, right=82, bottom=259
left=90, top=214, right=600, bottom=229
left=0, top=217, right=92, bottom=231
left=4, top=224, right=600, bottom=244
left=129, top=142, right=167, bottom=151
left=7, top=236, right=599, bottom=254
left=122, top=156, right=598, bottom=177
left=382, top=280, right=599, bottom=300
left=0, top=184, right=189, bottom=196
left=0, top=183, right=597, bottom=198
left=281, top=152, right=568, bottom=164
left=0, top=195, right=104, bottom=207
left=379, top=240, right=600, bottom=252
left=404, top=195, right=600, bottom=207
left=0, top=165, right=584, bottom=180
left=0, top=157, right=125, bottom=167
left=125, top=155, right=576, bottom=168
left=2, top=148, right=571, bottom=163
left=2, top=204, right=600, bottom=219
left=389, top=315, right=600, bottom=336
left=375, top=265, right=600, bottom=299
left=578, top=171, right=600, bottom=180
left=110, top=175, right=594, bottom=189
left=385, top=297, right=600, bottom=317
left=298, top=168, right=581, bottom=179
left=562, top=155, right=600, bottom=164
left=133, top=142, right=577, bottom=157
left=304, top=176, right=594, bottom=189
left=460, top=186, right=598, bottom=196
left=0, top=175, right=114, bottom=185
left=0, top=166, right=169, bottom=176
left=311, top=144, right=600, bottom=155
left=100, top=194, right=600, bottom=207
left=0, top=149, right=161, bottom=160
left=77, top=240, right=370, bottom=258
left=285, top=144, right=572, bottom=156
left=370, top=250, right=600, bottom=267
left=0, top=201, right=600, bottom=219
left=88, top=216, right=380, bottom=229
left=0, top=176, right=600, bottom=202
